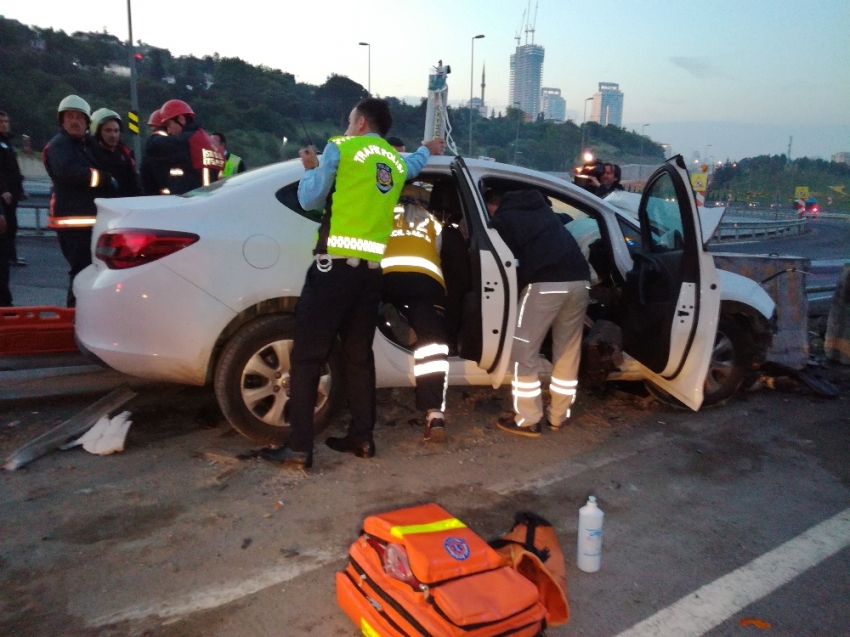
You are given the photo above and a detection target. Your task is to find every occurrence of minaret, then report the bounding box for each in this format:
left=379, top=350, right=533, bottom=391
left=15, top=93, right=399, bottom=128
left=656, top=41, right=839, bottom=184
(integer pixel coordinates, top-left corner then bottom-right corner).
left=480, top=64, right=486, bottom=114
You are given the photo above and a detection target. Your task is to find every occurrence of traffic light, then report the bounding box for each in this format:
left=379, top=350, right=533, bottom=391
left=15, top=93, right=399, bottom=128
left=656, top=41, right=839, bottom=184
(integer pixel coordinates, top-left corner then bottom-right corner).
left=134, top=53, right=143, bottom=61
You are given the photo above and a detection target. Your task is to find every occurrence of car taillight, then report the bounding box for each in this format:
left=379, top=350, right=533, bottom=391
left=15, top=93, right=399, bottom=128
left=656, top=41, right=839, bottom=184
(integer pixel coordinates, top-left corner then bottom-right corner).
left=96, top=229, right=199, bottom=269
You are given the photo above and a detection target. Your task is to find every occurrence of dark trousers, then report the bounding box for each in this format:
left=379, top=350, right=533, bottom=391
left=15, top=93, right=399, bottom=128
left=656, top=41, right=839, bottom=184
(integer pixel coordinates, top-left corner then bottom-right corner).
left=5, top=201, right=18, bottom=261
left=0, top=230, right=11, bottom=306
left=288, top=259, right=383, bottom=452
left=57, top=227, right=93, bottom=308
left=382, top=272, right=448, bottom=412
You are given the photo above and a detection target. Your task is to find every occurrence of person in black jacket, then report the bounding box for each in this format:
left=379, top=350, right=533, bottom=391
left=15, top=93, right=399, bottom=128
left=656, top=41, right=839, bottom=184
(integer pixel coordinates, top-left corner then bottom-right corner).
left=90, top=109, right=142, bottom=198
left=486, top=189, right=591, bottom=437
left=0, top=200, right=11, bottom=306
left=143, top=100, right=224, bottom=195
left=43, top=95, right=115, bottom=307
left=0, top=110, right=26, bottom=266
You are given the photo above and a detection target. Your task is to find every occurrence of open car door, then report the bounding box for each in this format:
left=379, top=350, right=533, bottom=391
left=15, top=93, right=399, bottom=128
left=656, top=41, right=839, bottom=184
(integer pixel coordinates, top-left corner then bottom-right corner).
left=621, top=156, right=721, bottom=409
left=450, top=157, right=517, bottom=388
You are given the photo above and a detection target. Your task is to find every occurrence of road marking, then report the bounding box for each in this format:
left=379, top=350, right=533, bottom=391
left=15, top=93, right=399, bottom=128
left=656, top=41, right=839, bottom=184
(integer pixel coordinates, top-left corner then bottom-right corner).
left=90, top=549, right=340, bottom=626
left=614, top=507, right=850, bottom=637
left=489, top=431, right=669, bottom=495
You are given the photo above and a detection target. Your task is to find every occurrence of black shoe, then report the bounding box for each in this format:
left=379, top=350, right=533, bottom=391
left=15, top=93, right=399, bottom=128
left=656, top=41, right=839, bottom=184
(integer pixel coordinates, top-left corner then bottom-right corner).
left=325, top=435, right=375, bottom=458
left=259, top=446, right=312, bottom=469
left=497, top=416, right=542, bottom=438
left=424, top=418, right=446, bottom=443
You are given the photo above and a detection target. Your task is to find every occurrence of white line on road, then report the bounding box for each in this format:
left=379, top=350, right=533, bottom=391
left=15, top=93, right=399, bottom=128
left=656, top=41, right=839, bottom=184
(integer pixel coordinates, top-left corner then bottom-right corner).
left=89, top=549, right=341, bottom=627
left=614, top=507, right=850, bottom=637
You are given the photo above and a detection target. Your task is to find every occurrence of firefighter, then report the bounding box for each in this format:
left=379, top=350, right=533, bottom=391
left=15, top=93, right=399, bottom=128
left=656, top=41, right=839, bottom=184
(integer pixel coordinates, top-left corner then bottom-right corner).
left=90, top=109, right=142, bottom=197
left=143, top=100, right=224, bottom=194
left=259, top=98, right=446, bottom=470
left=210, top=132, right=246, bottom=176
left=43, top=95, right=115, bottom=307
left=381, top=185, right=449, bottom=442
left=141, top=109, right=169, bottom=195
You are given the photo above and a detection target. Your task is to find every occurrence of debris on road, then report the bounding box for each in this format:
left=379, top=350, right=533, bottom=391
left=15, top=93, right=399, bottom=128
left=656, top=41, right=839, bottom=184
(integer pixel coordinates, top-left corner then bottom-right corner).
left=739, top=617, right=772, bottom=629
left=759, top=361, right=840, bottom=398
left=62, top=411, right=132, bottom=455
left=3, top=386, right=137, bottom=470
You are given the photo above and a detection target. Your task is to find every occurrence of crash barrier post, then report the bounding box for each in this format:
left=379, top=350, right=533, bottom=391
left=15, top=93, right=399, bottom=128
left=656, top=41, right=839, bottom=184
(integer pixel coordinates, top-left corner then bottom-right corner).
left=713, top=253, right=809, bottom=369
left=0, top=307, right=78, bottom=356
left=825, top=264, right=850, bottom=365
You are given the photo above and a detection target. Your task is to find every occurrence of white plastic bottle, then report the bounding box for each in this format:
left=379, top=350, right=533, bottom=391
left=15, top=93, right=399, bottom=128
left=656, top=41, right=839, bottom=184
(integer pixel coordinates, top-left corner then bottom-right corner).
left=577, top=495, right=604, bottom=572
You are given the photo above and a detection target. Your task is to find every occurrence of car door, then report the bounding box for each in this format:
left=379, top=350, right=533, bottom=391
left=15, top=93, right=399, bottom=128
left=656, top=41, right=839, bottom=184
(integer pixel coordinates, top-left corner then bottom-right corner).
left=621, top=156, right=721, bottom=409
left=450, top=157, right=517, bottom=387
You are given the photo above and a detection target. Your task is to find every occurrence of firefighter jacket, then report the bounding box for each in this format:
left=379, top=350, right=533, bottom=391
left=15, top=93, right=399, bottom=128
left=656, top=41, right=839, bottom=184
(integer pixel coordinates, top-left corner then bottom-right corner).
left=140, top=131, right=170, bottom=195
left=43, top=129, right=115, bottom=228
left=312, top=135, right=406, bottom=262
left=221, top=151, right=245, bottom=177
left=96, top=143, right=142, bottom=198
left=490, top=190, right=591, bottom=291
left=0, top=132, right=24, bottom=201
left=381, top=204, right=445, bottom=288
left=143, top=122, right=224, bottom=195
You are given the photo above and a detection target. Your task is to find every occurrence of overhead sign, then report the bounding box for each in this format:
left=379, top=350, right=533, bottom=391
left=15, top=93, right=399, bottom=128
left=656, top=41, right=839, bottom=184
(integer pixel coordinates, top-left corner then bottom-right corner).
left=127, top=110, right=140, bottom=135
left=794, top=186, right=809, bottom=200
left=690, top=172, right=707, bottom=192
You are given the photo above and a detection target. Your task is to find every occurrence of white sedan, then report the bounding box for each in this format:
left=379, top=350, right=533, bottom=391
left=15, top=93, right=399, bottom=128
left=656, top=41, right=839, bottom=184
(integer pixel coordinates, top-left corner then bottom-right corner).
left=74, top=155, right=775, bottom=443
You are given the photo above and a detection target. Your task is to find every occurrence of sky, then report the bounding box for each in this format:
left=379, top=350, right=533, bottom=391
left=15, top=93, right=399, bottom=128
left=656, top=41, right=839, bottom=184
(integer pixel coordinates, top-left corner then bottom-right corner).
left=4, top=0, right=849, bottom=161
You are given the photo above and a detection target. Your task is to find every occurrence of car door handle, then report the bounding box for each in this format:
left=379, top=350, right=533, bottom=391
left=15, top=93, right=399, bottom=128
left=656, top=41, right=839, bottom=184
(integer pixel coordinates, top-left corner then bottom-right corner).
left=484, top=286, right=495, bottom=293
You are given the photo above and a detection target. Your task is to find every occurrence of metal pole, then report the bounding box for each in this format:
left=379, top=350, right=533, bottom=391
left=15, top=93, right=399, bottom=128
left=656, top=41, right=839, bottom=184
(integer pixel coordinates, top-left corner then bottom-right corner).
left=126, top=0, right=141, bottom=160
left=580, top=96, right=592, bottom=161
left=640, top=123, right=650, bottom=181
left=513, top=101, right=521, bottom=165
left=469, top=35, right=484, bottom=156
left=358, top=43, right=371, bottom=95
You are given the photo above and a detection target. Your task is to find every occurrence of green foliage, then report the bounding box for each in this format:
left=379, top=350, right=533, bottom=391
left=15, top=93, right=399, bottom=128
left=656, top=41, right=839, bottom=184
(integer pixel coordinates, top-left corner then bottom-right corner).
left=0, top=16, right=666, bottom=172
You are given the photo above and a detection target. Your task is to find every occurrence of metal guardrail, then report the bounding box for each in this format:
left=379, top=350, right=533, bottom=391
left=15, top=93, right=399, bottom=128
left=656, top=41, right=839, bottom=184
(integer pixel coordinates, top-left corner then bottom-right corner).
left=713, top=218, right=807, bottom=242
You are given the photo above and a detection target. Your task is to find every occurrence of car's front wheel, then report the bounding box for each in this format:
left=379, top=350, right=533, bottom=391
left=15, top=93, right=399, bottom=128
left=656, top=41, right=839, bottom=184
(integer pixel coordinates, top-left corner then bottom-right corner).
left=214, top=315, right=342, bottom=445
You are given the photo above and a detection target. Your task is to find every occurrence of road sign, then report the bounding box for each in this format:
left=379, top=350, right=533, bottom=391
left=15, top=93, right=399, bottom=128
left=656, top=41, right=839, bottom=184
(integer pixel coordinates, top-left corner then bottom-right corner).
left=127, top=110, right=140, bottom=135
left=794, top=186, right=809, bottom=200
left=690, top=172, right=707, bottom=192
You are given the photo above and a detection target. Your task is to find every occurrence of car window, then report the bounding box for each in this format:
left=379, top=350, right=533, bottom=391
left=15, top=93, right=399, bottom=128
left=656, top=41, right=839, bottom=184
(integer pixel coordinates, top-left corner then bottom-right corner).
left=275, top=182, right=322, bottom=223
left=643, top=173, right=685, bottom=253
left=617, top=216, right=640, bottom=252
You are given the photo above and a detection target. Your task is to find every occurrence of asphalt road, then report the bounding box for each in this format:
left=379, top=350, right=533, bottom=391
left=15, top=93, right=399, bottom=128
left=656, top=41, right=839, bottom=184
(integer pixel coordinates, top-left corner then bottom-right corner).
left=1, top=368, right=848, bottom=636
left=708, top=217, right=850, bottom=261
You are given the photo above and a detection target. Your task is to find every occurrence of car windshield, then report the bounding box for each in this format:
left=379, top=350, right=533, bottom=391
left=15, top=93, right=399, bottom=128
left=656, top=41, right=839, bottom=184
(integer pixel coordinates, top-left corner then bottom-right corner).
left=180, top=160, right=300, bottom=198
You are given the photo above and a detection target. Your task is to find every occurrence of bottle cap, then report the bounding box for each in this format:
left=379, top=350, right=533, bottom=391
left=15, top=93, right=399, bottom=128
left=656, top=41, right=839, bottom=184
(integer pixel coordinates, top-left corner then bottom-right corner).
left=587, top=495, right=597, bottom=507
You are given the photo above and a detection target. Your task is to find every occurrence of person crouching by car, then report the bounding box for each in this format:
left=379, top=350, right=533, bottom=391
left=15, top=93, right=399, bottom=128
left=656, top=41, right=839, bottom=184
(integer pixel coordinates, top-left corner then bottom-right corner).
left=90, top=109, right=142, bottom=197
left=43, top=95, right=117, bottom=307
left=485, top=189, right=591, bottom=437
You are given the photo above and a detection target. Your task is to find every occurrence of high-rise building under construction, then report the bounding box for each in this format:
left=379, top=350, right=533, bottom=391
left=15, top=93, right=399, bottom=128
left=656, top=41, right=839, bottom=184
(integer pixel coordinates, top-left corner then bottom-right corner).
left=509, top=43, right=545, bottom=118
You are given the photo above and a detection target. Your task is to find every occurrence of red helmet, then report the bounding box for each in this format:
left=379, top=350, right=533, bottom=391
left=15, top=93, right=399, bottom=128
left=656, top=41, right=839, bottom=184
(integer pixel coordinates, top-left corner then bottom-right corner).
left=159, top=99, right=195, bottom=122
left=147, top=109, right=164, bottom=127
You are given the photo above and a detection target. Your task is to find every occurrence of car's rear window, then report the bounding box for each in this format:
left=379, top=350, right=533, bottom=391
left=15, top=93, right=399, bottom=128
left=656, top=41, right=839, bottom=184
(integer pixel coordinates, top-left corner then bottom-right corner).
left=275, top=182, right=322, bottom=222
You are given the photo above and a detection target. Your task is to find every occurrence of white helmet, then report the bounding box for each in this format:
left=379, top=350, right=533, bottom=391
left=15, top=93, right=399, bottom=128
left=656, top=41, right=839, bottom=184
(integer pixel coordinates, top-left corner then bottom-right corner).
left=90, top=108, right=122, bottom=136
left=57, top=95, right=92, bottom=124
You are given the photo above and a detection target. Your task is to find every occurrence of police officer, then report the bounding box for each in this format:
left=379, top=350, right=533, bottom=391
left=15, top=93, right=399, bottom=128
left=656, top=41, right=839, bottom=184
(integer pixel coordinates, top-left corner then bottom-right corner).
left=43, top=95, right=115, bottom=307
left=143, top=100, right=224, bottom=194
left=0, top=110, right=26, bottom=266
left=259, top=98, right=446, bottom=470
left=90, top=109, right=142, bottom=197
left=486, top=189, right=591, bottom=437
left=210, top=132, right=246, bottom=176
left=381, top=185, right=450, bottom=442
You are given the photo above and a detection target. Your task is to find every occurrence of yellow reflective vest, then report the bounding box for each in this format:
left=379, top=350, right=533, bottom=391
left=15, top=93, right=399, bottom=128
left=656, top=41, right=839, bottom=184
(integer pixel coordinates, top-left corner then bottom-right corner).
left=381, top=207, right=444, bottom=287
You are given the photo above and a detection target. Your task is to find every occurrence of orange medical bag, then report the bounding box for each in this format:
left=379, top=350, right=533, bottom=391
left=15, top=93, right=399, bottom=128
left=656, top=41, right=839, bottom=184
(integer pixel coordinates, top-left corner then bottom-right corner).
left=336, top=503, right=548, bottom=637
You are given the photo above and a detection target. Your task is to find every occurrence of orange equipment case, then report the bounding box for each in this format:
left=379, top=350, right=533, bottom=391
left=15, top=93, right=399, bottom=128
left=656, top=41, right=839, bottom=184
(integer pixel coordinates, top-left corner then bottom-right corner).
left=337, top=503, right=548, bottom=637
left=0, top=307, right=78, bottom=356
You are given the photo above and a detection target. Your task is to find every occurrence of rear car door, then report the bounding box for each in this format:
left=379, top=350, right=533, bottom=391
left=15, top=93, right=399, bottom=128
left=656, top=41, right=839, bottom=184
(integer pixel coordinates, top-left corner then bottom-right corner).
left=621, top=156, right=721, bottom=409
left=450, top=157, right=517, bottom=387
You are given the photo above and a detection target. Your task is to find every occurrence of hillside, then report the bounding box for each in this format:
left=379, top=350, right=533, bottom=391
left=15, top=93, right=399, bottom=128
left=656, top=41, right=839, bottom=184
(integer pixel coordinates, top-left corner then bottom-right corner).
left=0, top=16, right=663, bottom=170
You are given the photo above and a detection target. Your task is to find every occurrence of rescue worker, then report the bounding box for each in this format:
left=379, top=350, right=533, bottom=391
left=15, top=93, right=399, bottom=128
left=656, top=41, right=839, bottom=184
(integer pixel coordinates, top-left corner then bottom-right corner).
left=141, top=109, right=169, bottom=195
left=43, top=95, right=115, bottom=307
left=259, top=98, right=446, bottom=470
left=143, top=100, right=224, bottom=194
left=486, top=189, right=591, bottom=436
left=381, top=185, right=449, bottom=442
left=210, top=132, right=247, bottom=176
left=90, top=108, right=142, bottom=197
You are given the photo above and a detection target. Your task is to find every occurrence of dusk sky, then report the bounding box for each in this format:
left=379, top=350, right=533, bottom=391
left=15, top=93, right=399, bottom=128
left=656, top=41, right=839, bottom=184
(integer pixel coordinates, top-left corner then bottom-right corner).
left=5, top=0, right=849, bottom=161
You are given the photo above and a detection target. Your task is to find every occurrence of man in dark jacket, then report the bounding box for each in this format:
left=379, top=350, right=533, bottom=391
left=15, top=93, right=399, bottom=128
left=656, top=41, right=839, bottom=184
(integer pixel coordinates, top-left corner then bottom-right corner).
left=486, top=189, right=591, bottom=437
left=0, top=110, right=26, bottom=266
left=90, top=108, right=142, bottom=198
left=143, top=100, right=224, bottom=195
left=43, top=95, right=115, bottom=307
left=0, top=200, right=11, bottom=306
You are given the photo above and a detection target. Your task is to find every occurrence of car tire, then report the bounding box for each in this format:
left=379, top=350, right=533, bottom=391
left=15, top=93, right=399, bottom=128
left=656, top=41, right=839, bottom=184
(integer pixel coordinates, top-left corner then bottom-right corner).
left=646, top=314, right=754, bottom=408
left=214, top=314, right=342, bottom=445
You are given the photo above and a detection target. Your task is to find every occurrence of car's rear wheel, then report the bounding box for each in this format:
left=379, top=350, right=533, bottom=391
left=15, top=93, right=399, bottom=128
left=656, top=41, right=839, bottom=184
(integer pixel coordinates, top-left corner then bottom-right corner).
left=214, top=315, right=342, bottom=445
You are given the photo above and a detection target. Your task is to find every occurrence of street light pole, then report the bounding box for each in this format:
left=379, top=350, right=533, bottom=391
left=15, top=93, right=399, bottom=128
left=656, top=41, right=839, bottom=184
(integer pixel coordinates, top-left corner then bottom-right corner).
left=580, top=96, right=593, bottom=162
left=126, top=0, right=141, bottom=160
left=469, top=34, right=484, bottom=156
left=639, top=123, right=650, bottom=180
left=513, top=101, right=521, bottom=165
left=358, top=42, right=371, bottom=95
